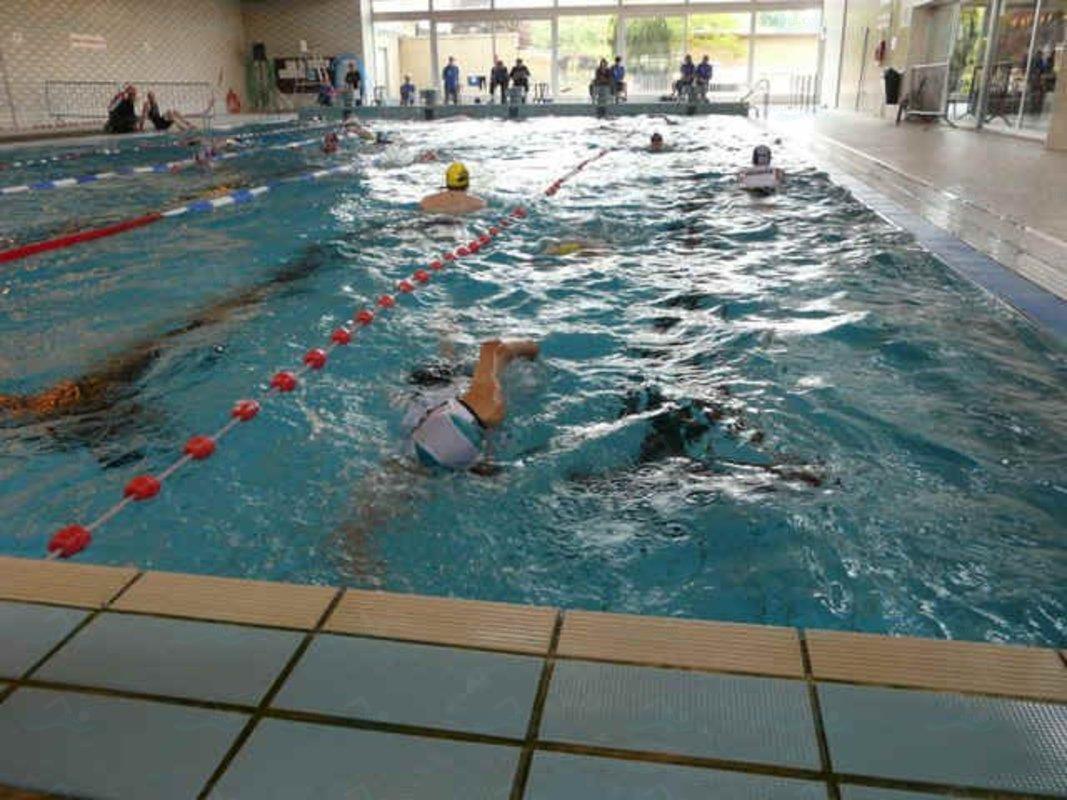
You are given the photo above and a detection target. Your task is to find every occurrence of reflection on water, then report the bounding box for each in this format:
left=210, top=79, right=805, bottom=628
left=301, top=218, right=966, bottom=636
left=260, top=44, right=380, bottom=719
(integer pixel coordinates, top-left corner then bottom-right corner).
left=1, top=116, right=1065, bottom=646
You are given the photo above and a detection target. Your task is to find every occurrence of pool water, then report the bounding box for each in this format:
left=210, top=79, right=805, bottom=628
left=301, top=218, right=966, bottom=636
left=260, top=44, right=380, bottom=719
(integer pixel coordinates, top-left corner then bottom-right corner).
left=1, top=116, right=1064, bottom=647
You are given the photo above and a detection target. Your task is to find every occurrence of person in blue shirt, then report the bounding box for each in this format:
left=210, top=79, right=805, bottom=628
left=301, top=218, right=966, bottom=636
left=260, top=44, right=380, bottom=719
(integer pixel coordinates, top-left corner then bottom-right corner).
left=675, top=55, right=695, bottom=98
left=611, top=56, right=626, bottom=102
left=400, top=75, right=416, bottom=106
left=696, top=56, right=713, bottom=92
left=443, top=57, right=460, bottom=104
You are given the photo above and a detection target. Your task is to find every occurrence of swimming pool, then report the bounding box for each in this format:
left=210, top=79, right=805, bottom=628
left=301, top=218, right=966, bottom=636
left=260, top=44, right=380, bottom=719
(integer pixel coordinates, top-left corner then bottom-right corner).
left=1, top=116, right=1064, bottom=647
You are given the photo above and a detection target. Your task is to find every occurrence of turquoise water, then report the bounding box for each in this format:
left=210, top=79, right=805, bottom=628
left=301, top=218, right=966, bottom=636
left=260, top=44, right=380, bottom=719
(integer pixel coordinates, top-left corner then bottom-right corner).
left=1, top=116, right=1064, bottom=646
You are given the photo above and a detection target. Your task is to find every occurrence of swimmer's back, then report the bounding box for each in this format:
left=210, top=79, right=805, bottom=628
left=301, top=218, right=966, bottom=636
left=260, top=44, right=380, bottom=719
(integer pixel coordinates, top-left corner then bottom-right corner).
left=419, top=191, right=487, bottom=215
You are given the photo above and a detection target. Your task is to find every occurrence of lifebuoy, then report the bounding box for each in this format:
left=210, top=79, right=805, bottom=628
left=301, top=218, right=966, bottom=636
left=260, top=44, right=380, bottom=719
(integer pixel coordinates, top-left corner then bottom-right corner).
left=226, top=89, right=241, bottom=114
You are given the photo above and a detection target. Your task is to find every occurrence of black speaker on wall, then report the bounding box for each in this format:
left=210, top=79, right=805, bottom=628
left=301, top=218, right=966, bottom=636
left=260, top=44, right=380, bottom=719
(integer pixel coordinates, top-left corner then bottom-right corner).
left=252, top=42, right=266, bottom=61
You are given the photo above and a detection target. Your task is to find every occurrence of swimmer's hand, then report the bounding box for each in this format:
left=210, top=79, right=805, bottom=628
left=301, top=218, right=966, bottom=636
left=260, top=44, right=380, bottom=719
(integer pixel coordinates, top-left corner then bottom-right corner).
left=470, top=462, right=503, bottom=477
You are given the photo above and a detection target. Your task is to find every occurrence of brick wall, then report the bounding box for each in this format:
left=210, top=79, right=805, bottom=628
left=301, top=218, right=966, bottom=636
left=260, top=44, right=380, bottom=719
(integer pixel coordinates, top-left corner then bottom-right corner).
left=241, top=0, right=362, bottom=64
left=0, top=0, right=248, bottom=131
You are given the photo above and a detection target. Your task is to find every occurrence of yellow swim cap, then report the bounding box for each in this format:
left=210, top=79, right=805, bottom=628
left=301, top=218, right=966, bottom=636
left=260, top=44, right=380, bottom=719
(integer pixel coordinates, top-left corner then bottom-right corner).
left=445, top=162, right=469, bottom=191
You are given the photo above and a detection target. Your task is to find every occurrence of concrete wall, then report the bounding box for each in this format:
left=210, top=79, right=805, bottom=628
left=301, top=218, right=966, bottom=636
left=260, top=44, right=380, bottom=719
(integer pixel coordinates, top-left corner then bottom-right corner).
left=241, top=0, right=362, bottom=62
left=0, top=0, right=246, bottom=131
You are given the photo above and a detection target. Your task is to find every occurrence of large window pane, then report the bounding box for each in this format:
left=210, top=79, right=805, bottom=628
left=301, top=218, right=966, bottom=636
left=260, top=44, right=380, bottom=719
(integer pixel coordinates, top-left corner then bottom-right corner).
left=494, top=0, right=553, bottom=7
left=1019, top=0, right=1065, bottom=132
left=495, top=20, right=553, bottom=96
left=688, top=13, right=751, bottom=87
left=433, top=0, right=490, bottom=10
left=624, top=16, right=686, bottom=96
left=372, top=20, right=433, bottom=100
left=752, top=11, right=818, bottom=99
left=557, top=15, right=617, bottom=97
left=559, top=0, right=618, bottom=7
left=982, top=0, right=1039, bottom=130
left=947, top=1, right=993, bottom=125
left=435, top=20, right=495, bottom=98
left=372, top=0, right=428, bottom=12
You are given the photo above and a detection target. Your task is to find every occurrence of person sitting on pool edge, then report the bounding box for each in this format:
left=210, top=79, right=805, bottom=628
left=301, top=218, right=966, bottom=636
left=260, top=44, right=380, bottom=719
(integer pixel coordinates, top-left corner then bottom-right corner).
left=419, top=162, right=486, bottom=215
left=104, top=84, right=139, bottom=134
left=405, top=339, right=539, bottom=471
left=140, top=91, right=195, bottom=132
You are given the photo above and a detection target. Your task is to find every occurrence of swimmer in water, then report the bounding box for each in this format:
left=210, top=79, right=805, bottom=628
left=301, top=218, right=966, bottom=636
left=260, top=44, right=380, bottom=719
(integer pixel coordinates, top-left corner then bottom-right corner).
left=323, top=131, right=340, bottom=154
left=404, top=339, right=538, bottom=471
left=415, top=150, right=439, bottom=163
left=739, top=144, right=784, bottom=193
left=650, top=132, right=666, bottom=152
left=343, top=120, right=376, bottom=142
left=543, top=240, right=605, bottom=257
left=419, top=162, right=487, bottom=215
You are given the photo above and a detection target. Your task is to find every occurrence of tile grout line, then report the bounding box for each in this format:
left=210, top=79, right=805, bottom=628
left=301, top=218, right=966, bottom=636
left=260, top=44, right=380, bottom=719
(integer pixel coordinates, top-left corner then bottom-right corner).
left=508, top=609, right=565, bottom=800
left=0, top=571, right=146, bottom=708
left=195, top=587, right=345, bottom=799
left=1, top=596, right=1064, bottom=704
left=798, top=630, right=840, bottom=800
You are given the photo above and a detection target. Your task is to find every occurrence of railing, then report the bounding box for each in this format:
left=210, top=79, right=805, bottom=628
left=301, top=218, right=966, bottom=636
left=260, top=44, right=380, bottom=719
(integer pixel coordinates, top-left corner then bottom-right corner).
left=743, top=78, right=771, bottom=119
left=788, top=73, right=819, bottom=111
left=44, top=80, right=214, bottom=123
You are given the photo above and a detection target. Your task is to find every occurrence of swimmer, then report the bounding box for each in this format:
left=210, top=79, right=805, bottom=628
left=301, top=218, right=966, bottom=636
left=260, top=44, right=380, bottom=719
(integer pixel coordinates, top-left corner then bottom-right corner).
left=140, top=91, right=195, bottom=132
left=342, top=120, right=376, bottom=142
left=415, top=150, right=439, bottom=163
left=543, top=240, right=605, bottom=257
left=404, top=339, right=539, bottom=471
left=649, top=132, right=666, bottom=153
left=419, top=162, right=487, bottom=215
left=738, top=144, right=784, bottom=193
left=323, top=131, right=340, bottom=154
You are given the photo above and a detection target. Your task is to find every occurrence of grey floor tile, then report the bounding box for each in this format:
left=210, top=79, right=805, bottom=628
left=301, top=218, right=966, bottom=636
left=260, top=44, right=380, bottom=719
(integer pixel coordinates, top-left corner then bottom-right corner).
left=526, top=751, right=828, bottom=799
left=0, top=687, right=246, bottom=799
left=840, top=787, right=946, bottom=800
left=0, top=602, right=87, bottom=679
left=273, top=634, right=542, bottom=738
left=820, top=683, right=1067, bottom=796
left=540, top=661, right=820, bottom=769
left=35, top=612, right=303, bottom=705
left=210, top=718, right=519, bottom=799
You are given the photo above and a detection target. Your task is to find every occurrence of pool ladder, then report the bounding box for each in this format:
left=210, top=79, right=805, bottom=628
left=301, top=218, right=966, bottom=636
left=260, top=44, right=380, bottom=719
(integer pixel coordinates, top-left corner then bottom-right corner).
left=743, top=79, right=771, bottom=120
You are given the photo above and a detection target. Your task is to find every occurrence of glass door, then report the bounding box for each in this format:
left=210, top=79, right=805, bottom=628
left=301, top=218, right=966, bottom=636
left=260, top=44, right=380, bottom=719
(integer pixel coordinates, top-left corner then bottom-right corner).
left=947, top=1, right=994, bottom=124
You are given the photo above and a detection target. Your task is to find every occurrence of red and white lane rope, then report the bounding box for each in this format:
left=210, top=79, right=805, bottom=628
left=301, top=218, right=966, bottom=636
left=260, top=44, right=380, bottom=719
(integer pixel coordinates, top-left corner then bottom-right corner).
left=44, top=149, right=611, bottom=559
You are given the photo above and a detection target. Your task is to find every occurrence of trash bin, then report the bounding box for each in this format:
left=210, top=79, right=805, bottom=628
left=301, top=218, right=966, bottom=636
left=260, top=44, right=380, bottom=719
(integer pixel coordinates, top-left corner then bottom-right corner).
left=884, top=68, right=903, bottom=105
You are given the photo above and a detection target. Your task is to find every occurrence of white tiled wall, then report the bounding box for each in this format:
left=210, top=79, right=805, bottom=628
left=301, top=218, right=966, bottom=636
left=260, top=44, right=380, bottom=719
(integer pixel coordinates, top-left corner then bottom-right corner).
left=0, top=0, right=363, bottom=132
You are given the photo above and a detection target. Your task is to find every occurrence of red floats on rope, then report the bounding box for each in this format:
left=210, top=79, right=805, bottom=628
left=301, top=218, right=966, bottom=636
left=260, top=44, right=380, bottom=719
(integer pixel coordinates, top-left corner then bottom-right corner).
left=355, top=309, right=375, bottom=326
left=429, top=259, right=444, bottom=271
left=477, top=235, right=491, bottom=246
left=184, top=436, right=216, bottom=460
left=303, top=348, right=328, bottom=369
left=232, top=399, right=260, bottom=421
left=124, top=475, right=161, bottom=501
left=512, top=207, right=528, bottom=219
left=331, top=328, right=352, bottom=345
left=377, top=294, right=396, bottom=309
left=47, top=525, right=91, bottom=558
left=443, top=252, right=457, bottom=262
left=499, top=218, right=511, bottom=228
left=489, top=226, right=500, bottom=236
left=397, top=279, right=415, bottom=294
left=467, top=241, right=481, bottom=253
left=413, top=269, right=430, bottom=284
left=455, top=246, right=470, bottom=257
left=271, top=371, right=298, bottom=392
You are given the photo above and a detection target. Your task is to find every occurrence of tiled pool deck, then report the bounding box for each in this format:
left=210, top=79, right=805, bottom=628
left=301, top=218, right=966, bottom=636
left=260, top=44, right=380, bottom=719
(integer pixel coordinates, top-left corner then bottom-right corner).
left=0, top=555, right=1064, bottom=799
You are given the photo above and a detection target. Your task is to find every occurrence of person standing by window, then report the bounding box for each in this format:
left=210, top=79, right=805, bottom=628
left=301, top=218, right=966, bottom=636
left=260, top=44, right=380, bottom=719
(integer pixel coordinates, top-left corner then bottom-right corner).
left=490, top=59, right=510, bottom=103
left=443, top=57, right=461, bottom=104
left=675, top=54, right=695, bottom=98
left=695, top=55, right=713, bottom=98
left=345, top=64, right=363, bottom=106
left=611, top=56, right=626, bottom=102
left=510, top=59, right=531, bottom=103
left=400, top=75, right=417, bottom=106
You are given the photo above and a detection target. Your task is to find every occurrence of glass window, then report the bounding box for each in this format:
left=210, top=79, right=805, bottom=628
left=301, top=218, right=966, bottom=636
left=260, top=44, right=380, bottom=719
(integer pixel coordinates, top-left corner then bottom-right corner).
left=1019, top=0, right=1065, bottom=132
left=494, top=0, right=553, bottom=7
left=624, top=16, right=686, bottom=96
left=755, top=9, right=820, bottom=34
left=688, top=13, right=751, bottom=87
left=559, top=0, right=618, bottom=7
left=372, top=0, right=429, bottom=12
left=557, top=15, right=617, bottom=96
left=494, top=20, right=553, bottom=96
left=947, top=1, right=994, bottom=125
left=433, top=0, right=491, bottom=10
left=372, top=20, right=433, bottom=100
left=752, top=25, right=819, bottom=99
left=982, top=0, right=1040, bottom=131
left=435, top=21, right=496, bottom=96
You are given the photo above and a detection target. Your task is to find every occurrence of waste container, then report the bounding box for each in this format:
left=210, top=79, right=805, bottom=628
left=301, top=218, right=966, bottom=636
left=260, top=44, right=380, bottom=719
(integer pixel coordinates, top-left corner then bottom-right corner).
left=884, top=68, right=903, bottom=105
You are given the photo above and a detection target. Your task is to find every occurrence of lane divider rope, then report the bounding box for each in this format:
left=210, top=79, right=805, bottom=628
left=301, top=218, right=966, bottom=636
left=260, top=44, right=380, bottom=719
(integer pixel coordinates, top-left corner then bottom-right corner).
left=0, top=134, right=325, bottom=196
left=44, top=148, right=611, bottom=559
left=0, top=119, right=337, bottom=173
left=0, top=162, right=357, bottom=264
